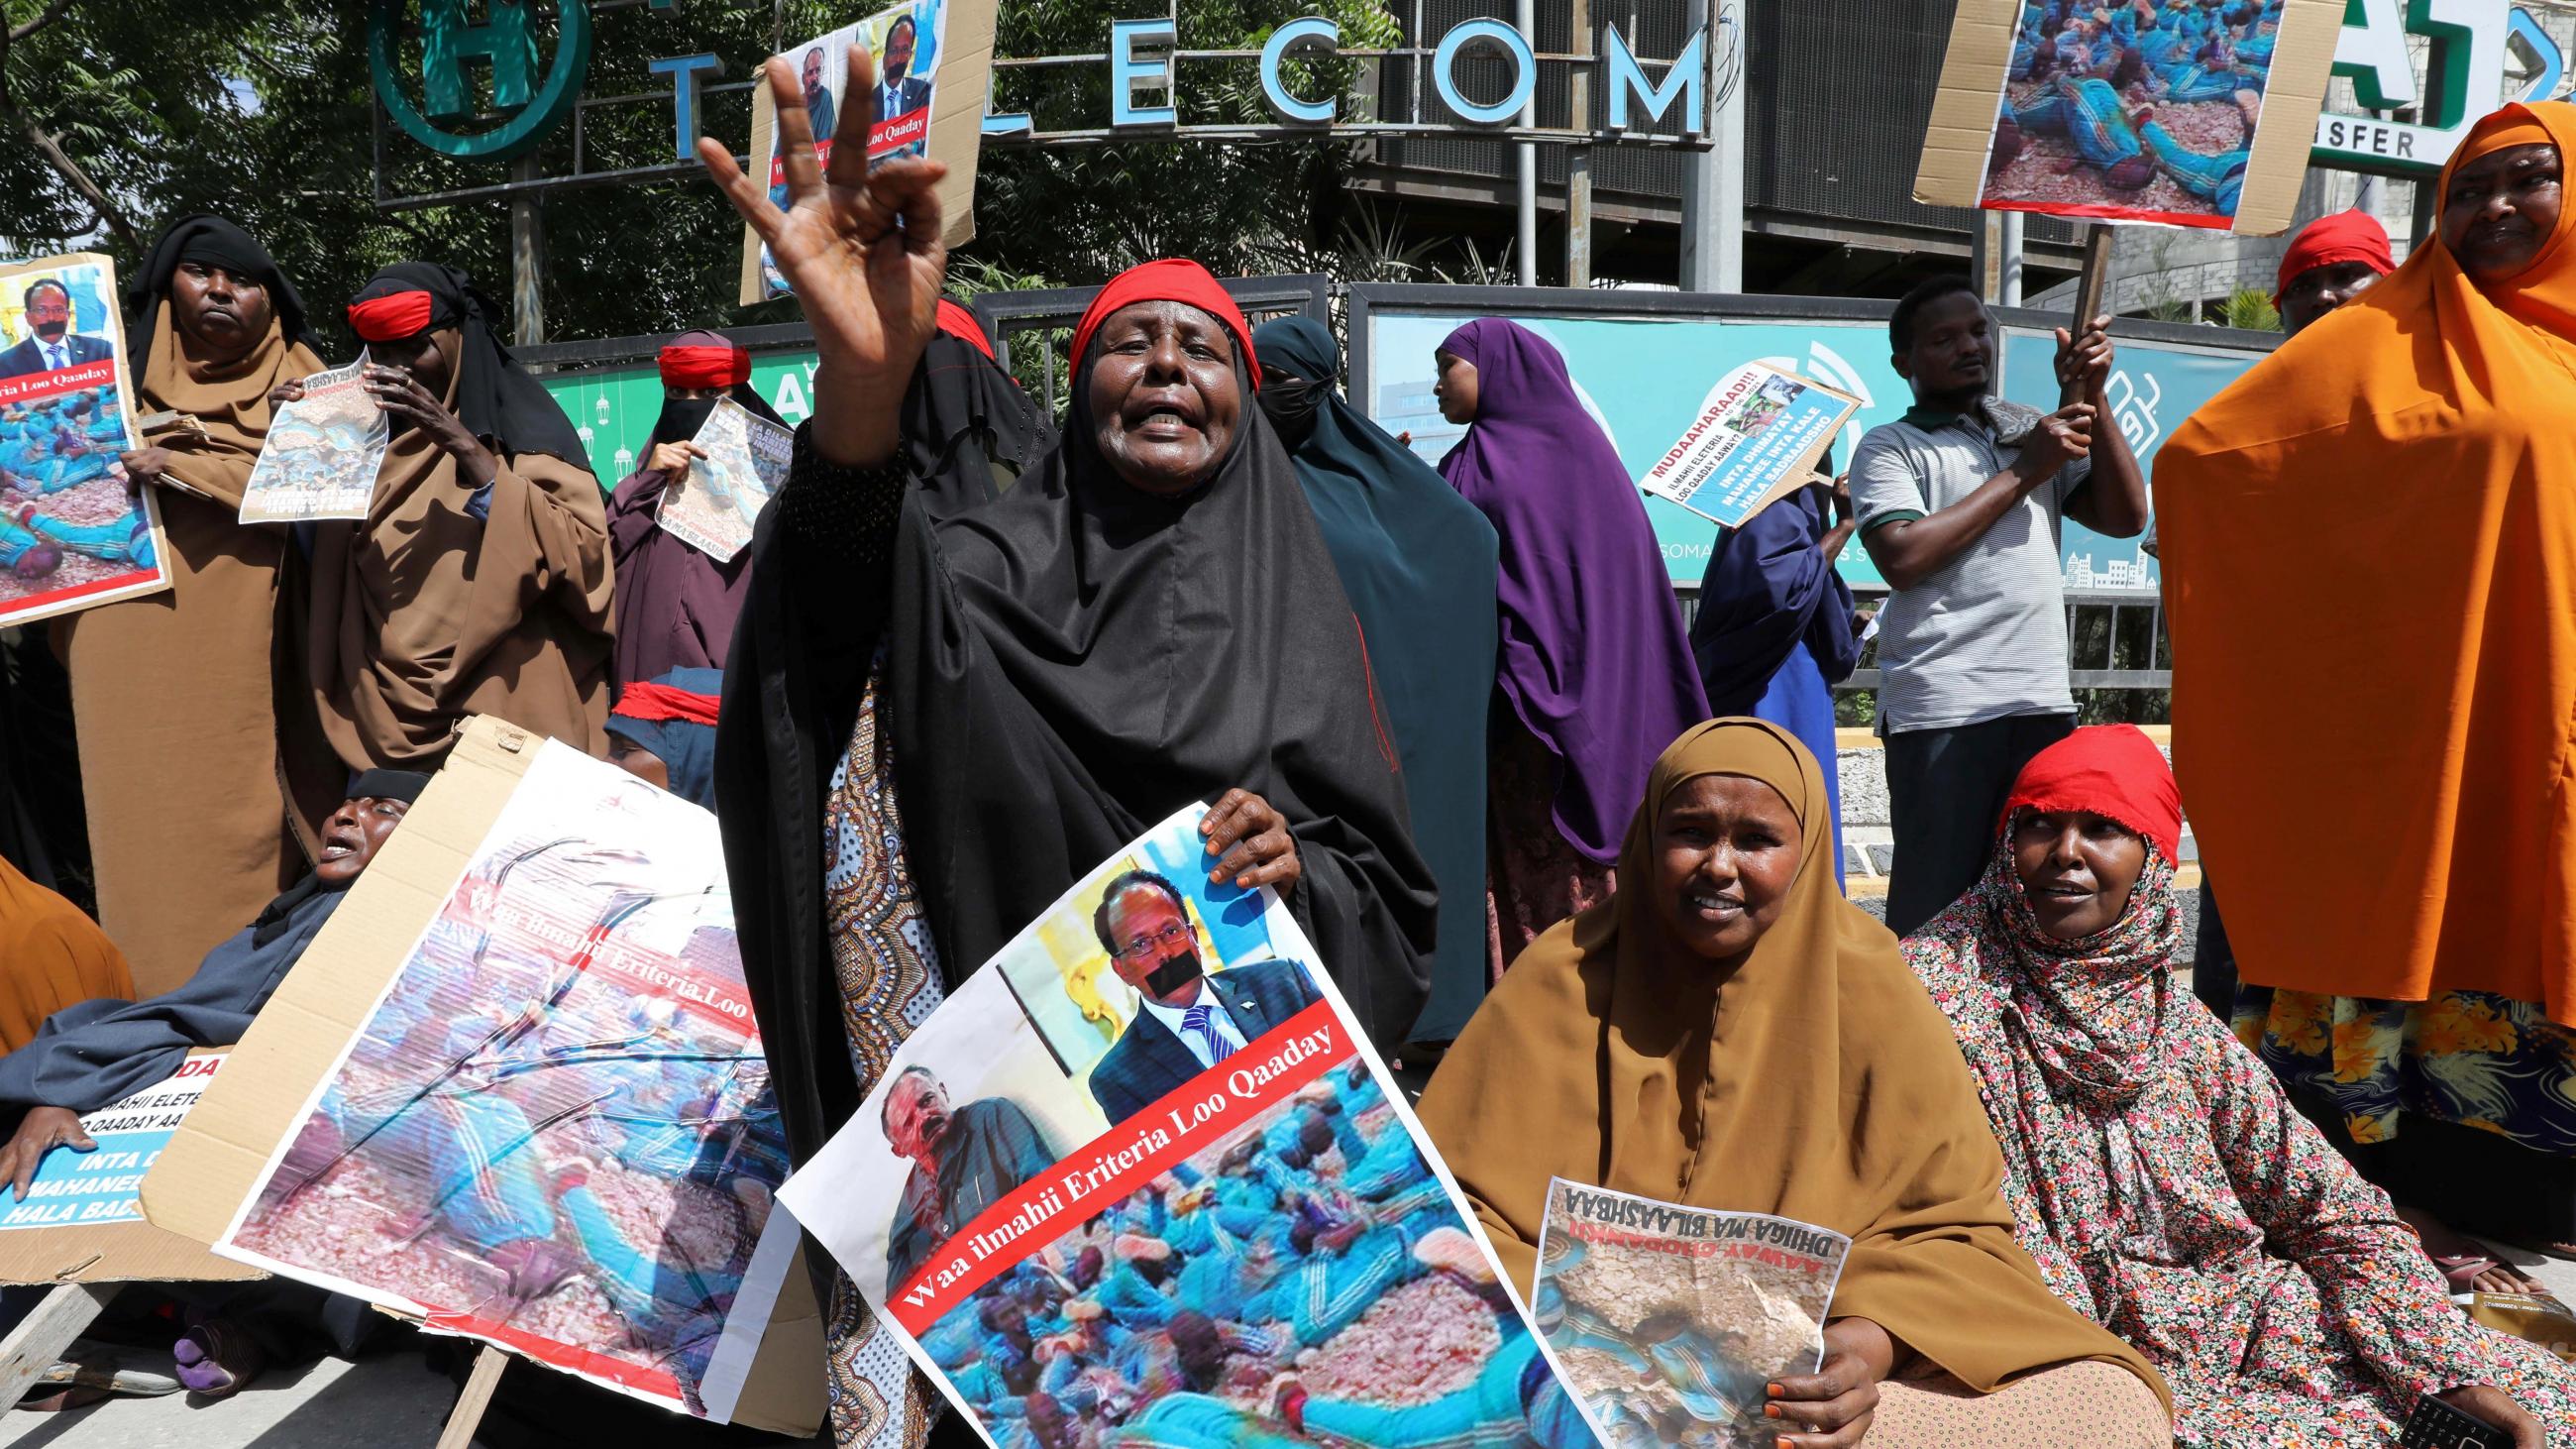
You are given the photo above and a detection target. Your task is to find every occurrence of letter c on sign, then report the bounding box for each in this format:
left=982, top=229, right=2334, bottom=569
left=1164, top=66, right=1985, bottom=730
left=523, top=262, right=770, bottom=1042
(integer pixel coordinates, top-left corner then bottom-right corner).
left=1261, top=17, right=1341, bottom=124
left=1434, top=20, right=1537, bottom=127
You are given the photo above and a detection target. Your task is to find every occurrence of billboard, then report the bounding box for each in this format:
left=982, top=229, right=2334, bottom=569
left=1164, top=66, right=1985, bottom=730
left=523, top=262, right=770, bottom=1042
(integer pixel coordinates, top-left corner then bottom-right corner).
left=1355, top=293, right=2272, bottom=593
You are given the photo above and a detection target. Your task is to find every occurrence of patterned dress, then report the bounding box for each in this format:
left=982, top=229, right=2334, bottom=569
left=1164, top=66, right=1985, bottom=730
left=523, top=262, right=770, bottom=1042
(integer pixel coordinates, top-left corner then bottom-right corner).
left=2235, top=985, right=2576, bottom=1155
left=1907, top=842, right=2576, bottom=1447
left=819, top=661, right=950, bottom=1448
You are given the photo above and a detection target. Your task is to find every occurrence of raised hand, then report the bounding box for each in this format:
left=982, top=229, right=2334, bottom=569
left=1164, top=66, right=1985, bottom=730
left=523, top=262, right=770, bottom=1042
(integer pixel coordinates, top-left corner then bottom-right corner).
left=696, top=48, right=948, bottom=467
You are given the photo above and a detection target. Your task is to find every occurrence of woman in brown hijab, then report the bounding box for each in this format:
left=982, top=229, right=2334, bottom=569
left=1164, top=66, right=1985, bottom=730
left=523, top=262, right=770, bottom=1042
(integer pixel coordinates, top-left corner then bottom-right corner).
left=58, top=215, right=323, bottom=995
left=1418, top=718, right=2172, bottom=1447
left=282, top=263, right=610, bottom=803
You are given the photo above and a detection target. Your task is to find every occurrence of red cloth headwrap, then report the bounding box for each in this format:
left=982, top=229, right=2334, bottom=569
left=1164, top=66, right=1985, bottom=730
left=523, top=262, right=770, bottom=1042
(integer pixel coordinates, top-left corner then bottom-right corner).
left=609, top=681, right=720, bottom=727
left=1998, top=724, right=2183, bottom=864
left=1066, top=259, right=1261, bottom=390
left=936, top=299, right=996, bottom=360
left=658, top=341, right=751, bottom=390
left=347, top=290, right=435, bottom=343
left=2273, top=210, right=2395, bottom=303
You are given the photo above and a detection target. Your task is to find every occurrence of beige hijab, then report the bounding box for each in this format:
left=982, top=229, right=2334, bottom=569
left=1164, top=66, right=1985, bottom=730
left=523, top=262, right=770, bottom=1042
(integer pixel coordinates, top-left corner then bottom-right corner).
left=298, top=329, right=612, bottom=776
left=1418, top=718, right=2170, bottom=1410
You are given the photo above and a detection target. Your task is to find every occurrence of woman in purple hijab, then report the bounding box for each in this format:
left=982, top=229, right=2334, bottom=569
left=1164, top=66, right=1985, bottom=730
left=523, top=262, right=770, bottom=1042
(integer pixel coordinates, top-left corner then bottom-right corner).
left=605, top=330, right=785, bottom=687
left=1434, top=318, right=1708, bottom=973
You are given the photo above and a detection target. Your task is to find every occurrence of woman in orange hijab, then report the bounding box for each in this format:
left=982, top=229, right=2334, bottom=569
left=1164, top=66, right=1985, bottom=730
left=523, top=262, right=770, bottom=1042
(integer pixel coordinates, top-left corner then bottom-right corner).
left=1419, top=719, right=2170, bottom=1446
left=2157, top=104, right=2576, bottom=1265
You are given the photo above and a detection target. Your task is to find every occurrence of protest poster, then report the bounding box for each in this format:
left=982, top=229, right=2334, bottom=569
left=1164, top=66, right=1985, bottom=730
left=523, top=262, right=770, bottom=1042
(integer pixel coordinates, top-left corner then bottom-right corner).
left=0, top=1051, right=259, bottom=1286
left=1914, top=0, right=2342, bottom=235
left=237, top=353, right=388, bottom=524
left=1639, top=361, right=1858, bottom=530
left=735, top=0, right=1000, bottom=304
left=0, top=252, right=168, bottom=625
left=1535, top=1180, right=1848, bottom=1449
left=141, top=719, right=825, bottom=1433
left=779, top=804, right=1598, bottom=1449
left=657, top=397, right=790, bottom=563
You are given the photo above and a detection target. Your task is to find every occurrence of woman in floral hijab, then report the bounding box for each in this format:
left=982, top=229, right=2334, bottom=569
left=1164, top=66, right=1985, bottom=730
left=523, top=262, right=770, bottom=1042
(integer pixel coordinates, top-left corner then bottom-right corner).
left=1905, top=724, right=2576, bottom=1448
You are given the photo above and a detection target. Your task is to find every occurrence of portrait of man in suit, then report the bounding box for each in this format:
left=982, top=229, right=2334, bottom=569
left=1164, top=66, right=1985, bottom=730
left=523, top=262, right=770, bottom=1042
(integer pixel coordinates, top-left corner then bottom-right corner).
left=0, top=279, right=114, bottom=382
left=874, top=14, right=932, bottom=120
left=881, top=1063, right=1057, bottom=1291
left=1084, top=869, right=1323, bottom=1125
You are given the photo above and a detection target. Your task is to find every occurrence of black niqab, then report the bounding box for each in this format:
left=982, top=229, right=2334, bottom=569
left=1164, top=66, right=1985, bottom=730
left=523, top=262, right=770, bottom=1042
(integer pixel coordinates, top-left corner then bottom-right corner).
left=124, top=214, right=317, bottom=379
left=348, top=263, right=588, bottom=466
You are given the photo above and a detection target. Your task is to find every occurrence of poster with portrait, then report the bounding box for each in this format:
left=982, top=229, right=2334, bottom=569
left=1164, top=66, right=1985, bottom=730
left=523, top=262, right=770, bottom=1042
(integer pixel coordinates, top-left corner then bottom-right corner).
left=238, top=353, right=388, bottom=524
left=0, top=252, right=168, bottom=624
left=1912, top=0, right=2342, bottom=235
left=205, top=740, right=802, bottom=1422
left=656, top=397, right=789, bottom=563
left=1639, top=361, right=1858, bottom=530
left=734, top=0, right=998, bottom=303
left=778, top=806, right=1600, bottom=1449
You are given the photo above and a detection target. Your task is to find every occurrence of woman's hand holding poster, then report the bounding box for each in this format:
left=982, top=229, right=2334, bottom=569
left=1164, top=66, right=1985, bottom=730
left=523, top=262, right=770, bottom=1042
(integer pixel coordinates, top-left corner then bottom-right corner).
left=780, top=804, right=1607, bottom=1449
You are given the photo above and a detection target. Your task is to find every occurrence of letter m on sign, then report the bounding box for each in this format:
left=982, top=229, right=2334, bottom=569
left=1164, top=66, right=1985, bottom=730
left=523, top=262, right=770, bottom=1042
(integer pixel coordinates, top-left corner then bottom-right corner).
left=421, top=0, right=540, bottom=123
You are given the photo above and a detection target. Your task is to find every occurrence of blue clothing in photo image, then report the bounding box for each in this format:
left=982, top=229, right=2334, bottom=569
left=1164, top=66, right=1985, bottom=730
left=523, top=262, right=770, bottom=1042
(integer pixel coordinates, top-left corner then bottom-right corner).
left=2012, top=77, right=2141, bottom=169
left=2143, top=121, right=2249, bottom=211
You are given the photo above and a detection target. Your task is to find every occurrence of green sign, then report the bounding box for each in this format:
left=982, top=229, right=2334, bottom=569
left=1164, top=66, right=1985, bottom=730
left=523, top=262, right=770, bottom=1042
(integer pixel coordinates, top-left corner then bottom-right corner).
left=542, top=352, right=823, bottom=483
left=370, top=0, right=593, bottom=161
left=2313, top=0, right=2563, bottom=175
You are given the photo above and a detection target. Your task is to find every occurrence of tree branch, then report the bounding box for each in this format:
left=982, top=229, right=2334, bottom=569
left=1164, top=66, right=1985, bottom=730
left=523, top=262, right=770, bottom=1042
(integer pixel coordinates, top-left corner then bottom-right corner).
left=19, top=119, right=137, bottom=250
left=8, top=0, right=76, bottom=46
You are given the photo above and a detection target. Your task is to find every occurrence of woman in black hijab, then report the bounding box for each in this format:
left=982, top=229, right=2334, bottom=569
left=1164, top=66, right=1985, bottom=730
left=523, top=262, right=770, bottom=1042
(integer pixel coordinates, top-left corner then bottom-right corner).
left=700, top=57, right=1432, bottom=1449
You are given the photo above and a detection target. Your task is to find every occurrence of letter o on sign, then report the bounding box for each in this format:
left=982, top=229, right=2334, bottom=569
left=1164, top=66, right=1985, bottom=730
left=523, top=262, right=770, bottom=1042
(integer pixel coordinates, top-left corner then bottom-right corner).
left=1433, top=19, right=1536, bottom=127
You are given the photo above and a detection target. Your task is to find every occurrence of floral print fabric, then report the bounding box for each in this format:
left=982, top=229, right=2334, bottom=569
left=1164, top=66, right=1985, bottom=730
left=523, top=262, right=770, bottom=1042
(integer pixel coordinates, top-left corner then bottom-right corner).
left=820, top=663, right=949, bottom=1449
left=2236, top=985, right=2576, bottom=1154
left=1908, top=836, right=2576, bottom=1447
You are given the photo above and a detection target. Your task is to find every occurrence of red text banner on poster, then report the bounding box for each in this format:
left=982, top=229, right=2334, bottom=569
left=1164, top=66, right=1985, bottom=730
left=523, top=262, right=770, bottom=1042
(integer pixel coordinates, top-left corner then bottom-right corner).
left=871, top=109, right=929, bottom=151
left=452, top=884, right=755, bottom=1033
left=0, top=360, right=114, bottom=405
left=889, top=999, right=1351, bottom=1335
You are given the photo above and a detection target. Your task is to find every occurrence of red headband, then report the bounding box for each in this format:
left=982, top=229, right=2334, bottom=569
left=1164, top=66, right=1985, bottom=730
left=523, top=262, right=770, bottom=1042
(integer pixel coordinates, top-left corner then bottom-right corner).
left=659, top=343, right=751, bottom=390
left=347, top=290, right=435, bottom=343
left=2274, top=210, right=2395, bottom=303
left=1067, top=259, right=1260, bottom=390
left=610, top=681, right=720, bottom=727
left=936, top=299, right=996, bottom=360
left=1998, top=724, right=2183, bottom=864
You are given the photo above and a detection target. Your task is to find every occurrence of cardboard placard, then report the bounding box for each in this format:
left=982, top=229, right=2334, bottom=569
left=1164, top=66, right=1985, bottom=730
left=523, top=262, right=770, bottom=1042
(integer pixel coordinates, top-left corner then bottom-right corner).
left=0, top=251, right=170, bottom=625
left=1914, top=0, right=2344, bottom=236
left=0, top=1051, right=260, bottom=1286
left=138, top=718, right=826, bottom=1435
left=736, top=0, right=999, bottom=305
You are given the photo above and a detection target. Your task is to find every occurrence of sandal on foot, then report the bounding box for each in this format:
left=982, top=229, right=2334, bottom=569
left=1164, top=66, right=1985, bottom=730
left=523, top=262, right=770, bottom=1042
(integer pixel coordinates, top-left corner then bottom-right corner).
left=173, top=1320, right=264, bottom=1398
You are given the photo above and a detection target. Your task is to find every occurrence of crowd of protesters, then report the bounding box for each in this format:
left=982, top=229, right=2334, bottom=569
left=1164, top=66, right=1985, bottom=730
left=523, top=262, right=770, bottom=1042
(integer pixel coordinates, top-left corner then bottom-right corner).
left=0, top=42, right=2573, bottom=1448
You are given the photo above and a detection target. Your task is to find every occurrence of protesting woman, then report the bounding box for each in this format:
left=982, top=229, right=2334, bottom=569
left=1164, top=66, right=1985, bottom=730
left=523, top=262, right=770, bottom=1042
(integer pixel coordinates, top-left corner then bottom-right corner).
left=60, top=215, right=325, bottom=993
left=697, top=54, right=1432, bottom=1446
left=286, top=263, right=611, bottom=813
left=1905, top=725, right=2575, bottom=1446
left=1434, top=319, right=1707, bottom=971
left=606, top=330, right=785, bottom=687
left=1253, top=314, right=1499, bottom=1050
left=2158, top=102, right=2576, bottom=1267
left=1420, top=718, right=2171, bottom=1447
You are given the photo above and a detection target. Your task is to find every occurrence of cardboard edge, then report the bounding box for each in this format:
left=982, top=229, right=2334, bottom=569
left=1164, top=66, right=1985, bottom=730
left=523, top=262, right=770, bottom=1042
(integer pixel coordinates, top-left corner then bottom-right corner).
left=737, top=84, right=778, bottom=308
left=1911, top=0, right=2016, bottom=207
left=2229, top=0, right=2345, bottom=236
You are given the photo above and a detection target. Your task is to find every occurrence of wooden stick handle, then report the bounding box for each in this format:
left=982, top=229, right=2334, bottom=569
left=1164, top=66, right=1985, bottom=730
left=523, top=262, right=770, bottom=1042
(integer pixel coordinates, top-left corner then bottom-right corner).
left=435, top=1346, right=509, bottom=1449
left=2061, top=226, right=2116, bottom=405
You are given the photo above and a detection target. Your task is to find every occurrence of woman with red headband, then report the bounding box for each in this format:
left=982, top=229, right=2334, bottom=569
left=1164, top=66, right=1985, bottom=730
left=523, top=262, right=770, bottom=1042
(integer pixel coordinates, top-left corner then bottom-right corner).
left=278, top=262, right=612, bottom=805
left=2162, top=105, right=2576, bottom=1277
left=698, top=56, right=1431, bottom=1443
left=605, top=330, right=786, bottom=687
left=1907, top=726, right=2575, bottom=1447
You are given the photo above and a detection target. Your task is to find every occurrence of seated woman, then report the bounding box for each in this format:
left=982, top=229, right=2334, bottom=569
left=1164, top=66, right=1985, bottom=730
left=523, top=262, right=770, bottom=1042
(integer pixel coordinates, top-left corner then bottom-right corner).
left=1420, top=718, right=2171, bottom=1447
left=1905, top=724, right=2576, bottom=1448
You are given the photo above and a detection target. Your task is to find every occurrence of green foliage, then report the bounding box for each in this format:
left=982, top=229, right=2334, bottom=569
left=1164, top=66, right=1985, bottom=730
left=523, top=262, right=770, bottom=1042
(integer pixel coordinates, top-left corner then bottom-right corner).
left=0, top=0, right=1403, bottom=345
left=2216, top=285, right=2278, bottom=333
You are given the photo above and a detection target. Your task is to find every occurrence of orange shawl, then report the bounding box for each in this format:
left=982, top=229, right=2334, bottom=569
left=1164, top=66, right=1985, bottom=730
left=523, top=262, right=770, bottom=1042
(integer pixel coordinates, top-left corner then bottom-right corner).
left=0, top=855, right=134, bottom=1053
left=2156, top=101, right=2576, bottom=1023
left=1416, top=718, right=2169, bottom=1409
